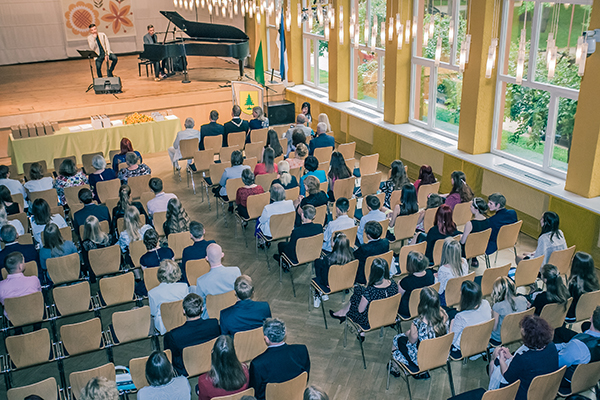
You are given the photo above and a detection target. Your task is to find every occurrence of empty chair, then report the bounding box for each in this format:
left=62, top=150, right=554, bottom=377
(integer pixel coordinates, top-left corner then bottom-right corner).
left=480, top=263, right=511, bottom=298
left=359, top=153, right=379, bottom=176
left=388, top=213, right=420, bottom=253
left=60, top=317, right=105, bottom=357
left=245, top=141, right=264, bottom=161
left=464, top=228, right=492, bottom=268
left=539, top=298, right=573, bottom=330
left=360, top=172, right=382, bottom=196
left=548, top=245, right=576, bottom=276
left=332, top=176, right=355, bottom=201
left=128, top=174, right=152, bottom=200
left=7, top=377, right=60, bottom=400
left=203, top=162, right=231, bottom=209
left=220, top=145, right=241, bottom=163
left=109, top=305, right=152, bottom=345
left=514, top=255, right=544, bottom=290
left=250, top=128, right=268, bottom=143
left=417, top=182, right=441, bottom=209
left=52, top=281, right=93, bottom=318
left=188, top=149, right=215, bottom=195
left=491, top=220, right=523, bottom=264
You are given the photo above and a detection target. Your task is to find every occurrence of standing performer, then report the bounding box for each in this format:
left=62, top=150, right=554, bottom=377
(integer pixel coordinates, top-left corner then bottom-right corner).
left=143, top=25, right=167, bottom=81
left=87, top=24, right=118, bottom=78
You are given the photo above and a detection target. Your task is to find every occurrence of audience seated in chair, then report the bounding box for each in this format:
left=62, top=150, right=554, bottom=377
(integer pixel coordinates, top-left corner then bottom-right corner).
left=286, top=142, right=308, bottom=170
left=164, top=293, right=221, bottom=376
left=322, top=197, right=355, bottom=253
left=0, top=204, right=24, bottom=236
left=443, top=170, right=474, bottom=211
left=163, top=198, right=190, bottom=237
left=30, top=198, right=68, bottom=246
left=117, top=206, right=152, bottom=253
left=0, top=185, right=21, bottom=216
left=219, top=275, right=272, bottom=336
left=356, top=195, right=387, bottom=246
left=0, top=251, right=41, bottom=321
left=284, top=115, right=313, bottom=154
left=223, top=105, right=250, bottom=147
left=236, top=169, right=265, bottom=220
left=299, top=156, right=326, bottom=196
left=137, top=351, right=191, bottom=400
left=420, top=204, right=462, bottom=263
left=147, top=177, right=177, bottom=217
left=353, top=221, right=390, bottom=285
left=388, top=184, right=419, bottom=239
left=140, top=228, right=175, bottom=269
left=249, top=318, right=310, bottom=400
left=148, top=260, right=189, bottom=335
left=379, top=160, right=410, bottom=209
left=486, top=193, right=518, bottom=255
left=23, top=162, right=54, bottom=197
left=271, top=160, right=298, bottom=190
left=39, top=223, right=78, bottom=284
left=218, top=150, right=251, bottom=210
left=530, top=264, right=570, bottom=316
left=565, top=252, right=599, bottom=323
left=168, top=117, right=200, bottom=170
left=266, top=129, right=284, bottom=159
left=327, top=152, right=353, bottom=199
left=111, top=184, right=149, bottom=233
left=413, top=164, right=436, bottom=195
left=112, top=138, right=143, bottom=174
left=436, top=238, right=469, bottom=306
left=490, top=277, right=530, bottom=346
left=87, top=155, right=117, bottom=202
left=313, top=232, right=355, bottom=308
left=117, top=152, right=151, bottom=185
left=398, top=252, right=435, bottom=319
left=73, top=188, right=111, bottom=236
left=308, top=122, right=334, bottom=156
left=248, top=106, right=269, bottom=133
left=275, top=205, right=323, bottom=265
left=293, top=176, right=328, bottom=227
left=54, top=158, right=88, bottom=206
left=200, top=110, right=224, bottom=151
left=517, top=211, right=566, bottom=265
left=459, top=197, right=490, bottom=266
left=0, top=164, right=27, bottom=199
left=80, top=376, right=120, bottom=400
left=181, top=221, right=215, bottom=284
left=81, top=215, right=114, bottom=283
left=254, top=147, right=278, bottom=177
left=256, top=184, right=295, bottom=239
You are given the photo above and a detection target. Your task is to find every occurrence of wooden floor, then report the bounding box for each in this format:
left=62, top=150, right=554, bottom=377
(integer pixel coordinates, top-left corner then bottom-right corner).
left=4, top=150, right=585, bottom=400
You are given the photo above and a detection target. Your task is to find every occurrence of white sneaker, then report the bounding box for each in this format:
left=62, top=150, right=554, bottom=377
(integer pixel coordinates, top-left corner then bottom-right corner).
left=321, top=294, right=329, bottom=301
left=313, top=296, right=321, bottom=308
left=469, top=353, right=483, bottom=361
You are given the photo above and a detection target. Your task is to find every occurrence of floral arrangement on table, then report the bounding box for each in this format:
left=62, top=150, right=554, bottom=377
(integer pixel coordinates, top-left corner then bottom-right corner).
left=123, top=112, right=154, bottom=125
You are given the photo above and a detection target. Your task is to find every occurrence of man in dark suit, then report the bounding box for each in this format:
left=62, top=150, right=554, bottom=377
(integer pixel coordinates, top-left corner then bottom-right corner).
left=220, top=275, right=271, bottom=336
left=274, top=205, right=323, bottom=265
left=163, top=293, right=220, bottom=376
left=181, top=221, right=215, bottom=284
left=486, top=192, right=518, bottom=255
left=223, top=105, right=249, bottom=147
left=308, top=122, right=335, bottom=156
left=199, top=110, right=225, bottom=150
left=72, top=188, right=111, bottom=236
left=353, top=221, right=390, bottom=284
left=0, top=225, right=40, bottom=280
left=249, top=318, right=310, bottom=400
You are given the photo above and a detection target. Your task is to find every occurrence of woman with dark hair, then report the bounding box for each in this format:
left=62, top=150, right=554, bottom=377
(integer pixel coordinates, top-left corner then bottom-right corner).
left=444, top=171, right=474, bottom=210
left=489, top=315, right=558, bottom=400
left=304, top=386, right=329, bottom=400
left=117, top=152, right=151, bottom=184
left=81, top=215, right=114, bottom=282
left=389, top=184, right=419, bottom=232
left=530, top=264, right=570, bottom=315
left=397, top=251, right=435, bottom=318
left=265, top=129, right=283, bottom=158
left=53, top=158, right=88, bottom=205
left=112, top=137, right=143, bottom=173
left=111, top=184, right=148, bottom=233
left=490, top=276, right=529, bottom=345
left=40, top=223, right=78, bottom=283
left=301, top=102, right=312, bottom=124
left=23, top=162, right=54, bottom=194
left=196, top=335, right=249, bottom=400
left=517, top=211, right=567, bottom=265
left=249, top=106, right=269, bottom=130
left=327, top=151, right=352, bottom=198
left=254, top=147, right=278, bottom=176
left=163, top=198, right=190, bottom=237
left=566, top=252, right=599, bottom=322
left=421, top=204, right=461, bottom=262
left=314, top=232, right=355, bottom=294
left=0, top=185, right=20, bottom=215
left=459, top=197, right=490, bottom=265
left=450, top=280, right=492, bottom=358
left=236, top=168, right=265, bottom=219
left=416, top=193, right=445, bottom=232
left=329, top=258, right=399, bottom=334
left=294, top=175, right=328, bottom=226
left=271, top=160, right=299, bottom=190
left=30, top=198, right=68, bottom=245
left=299, top=155, right=327, bottom=196
left=391, top=287, right=449, bottom=378
left=377, top=160, right=411, bottom=209
left=88, top=155, right=117, bottom=201
left=137, top=350, right=191, bottom=399
left=140, top=228, right=175, bottom=269
left=413, top=165, right=436, bottom=194
left=287, top=128, right=308, bottom=157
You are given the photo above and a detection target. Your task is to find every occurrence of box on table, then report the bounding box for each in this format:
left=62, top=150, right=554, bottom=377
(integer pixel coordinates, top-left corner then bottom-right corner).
left=91, top=116, right=103, bottom=130
left=51, top=121, right=59, bottom=132
left=44, top=121, right=53, bottom=135
left=35, top=122, right=45, bottom=136
left=27, top=124, right=36, bottom=136
left=19, top=124, right=28, bottom=137
left=11, top=126, right=20, bottom=138
left=100, top=115, right=111, bottom=128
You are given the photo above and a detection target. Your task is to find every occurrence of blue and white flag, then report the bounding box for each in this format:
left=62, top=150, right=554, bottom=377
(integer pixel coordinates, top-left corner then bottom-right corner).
left=276, top=9, right=288, bottom=82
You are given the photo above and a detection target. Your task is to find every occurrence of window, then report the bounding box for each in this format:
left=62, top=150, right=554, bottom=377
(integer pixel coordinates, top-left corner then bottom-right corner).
left=350, top=0, right=386, bottom=110
left=410, top=0, right=468, bottom=137
left=302, top=0, right=329, bottom=90
left=266, top=5, right=281, bottom=77
left=492, top=0, right=592, bottom=177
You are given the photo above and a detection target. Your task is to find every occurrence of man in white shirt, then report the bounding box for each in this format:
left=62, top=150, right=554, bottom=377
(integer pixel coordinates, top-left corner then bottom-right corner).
left=322, top=197, right=356, bottom=252
left=168, top=117, right=200, bottom=170
left=87, top=24, right=118, bottom=77
left=146, top=178, right=177, bottom=216
left=0, top=165, right=26, bottom=199
left=356, top=195, right=387, bottom=245
left=257, top=184, right=295, bottom=238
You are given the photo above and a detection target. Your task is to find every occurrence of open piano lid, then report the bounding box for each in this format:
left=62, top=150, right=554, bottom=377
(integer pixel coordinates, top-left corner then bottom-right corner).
left=161, top=11, right=248, bottom=42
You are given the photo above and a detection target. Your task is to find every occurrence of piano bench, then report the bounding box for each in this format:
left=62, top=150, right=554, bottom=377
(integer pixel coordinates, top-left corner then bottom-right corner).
left=138, top=58, right=154, bottom=77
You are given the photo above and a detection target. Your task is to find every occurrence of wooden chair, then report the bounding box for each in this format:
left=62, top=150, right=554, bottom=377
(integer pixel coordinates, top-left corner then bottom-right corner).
left=265, top=371, right=308, bottom=400
left=494, top=308, right=535, bottom=346
left=285, top=186, right=300, bottom=201
left=388, top=189, right=403, bottom=210
left=345, top=293, right=402, bottom=369
left=387, top=332, right=456, bottom=398
left=109, top=305, right=152, bottom=345
left=548, top=245, right=576, bottom=276
left=186, top=259, right=211, bottom=286
left=480, top=264, right=511, bottom=298
left=464, top=228, right=492, bottom=268
left=256, top=211, right=295, bottom=270
left=228, top=131, right=246, bottom=149
left=279, top=137, right=288, bottom=152
left=8, top=211, right=28, bottom=234
left=11, top=193, right=25, bottom=213
left=29, top=188, right=59, bottom=206
left=153, top=211, right=167, bottom=236
left=245, top=141, right=264, bottom=161
left=46, top=252, right=81, bottom=286
left=540, top=298, right=573, bottom=330
left=4, top=291, right=47, bottom=329
left=492, top=220, right=523, bottom=264
left=53, top=156, right=76, bottom=174
left=444, top=272, right=476, bottom=308
left=88, top=244, right=121, bottom=277
left=216, top=177, right=243, bottom=222
left=143, top=267, right=160, bottom=292
left=362, top=218, right=389, bottom=244
left=337, top=142, right=356, bottom=160
left=168, top=231, right=193, bottom=260
left=233, top=326, right=268, bottom=363
left=220, top=145, right=241, bottom=163
left=203, top=162, right=231, bottom=210
left=160, top=299, right=186, bottom=332
left=451, top=380, right=520, bottom=400
left=23, top=160, right=48, bottom=178
left=527, top=366, right=566, bottom=400
left=318, top=161, right=330, bottom=172
left=52, top=281, right=93, bottom=318
left=432, top=235, right=461, bottom=267
left=255, top=173, right=278, bottom=192
left=320, top=181, right=328, bottom=193
left=204, top=135, right=223, bottom=155
left=313, top=204, right=328, bottom=226
left=452, top=201, right=472, bottom=227
left=289, top=166, right=302, bottom=181
left=557, top=360, right=600, bottom=398
left=95, top=179, right=121, bottom=203
left=360, top=172, right=382, bottom=196
left=359, top=153, right=379, bottom=176
left=332, top=225, right=358, bottom=248
left=1, top=260, right=37, bottom=279
left=81, top=152, right=103, bottom=175
left=389, top=213, right=420, bottom=253
left=396, top=242, right=427, bottom=276
left=314, top=146, right=334, bottom=163
left=213, top=388, right=255, bottom=400
left=244, top=156, right=258, bottom=172
left=235, top=192, right=270, bottom=246
left=364, top=250, right=394, bottom=283
left=188, top=149, right=215, bottom=195
left=572, top=290, right=600, bottom=325
left=108, top=150, right=120, bottom=166
left=332, top=176, right=355, bottom=201
left=98, top=272, right=136, bottom=307
left=250, top=128, right=268, bottom=143
left=15, top=233, right=34, bottom=247
left=63, top=184, right=89, bottom=206
left=69, top=363, right=115, bottom=400
left=60, top=317, right=105, bottom=357
left=416, top=182, right=441, bottom=209
left=271, top=124, right=289, bottom=136
left=206, top=290, right=238, bottom=319
left=5, top=328, right=56, bottom=376
left=310, top=260, right=359, bottom=328
left=280, top=233, right=324, bottom=296
left=128, top=174, right=152, bottom=200
left=183, top=337, right=218, bottom=377
left=423, top=206, right=438, bottom=232
left=514, top=255, right=544, bottom=290
left=7, top=377, right=60, bottom=400
left=449, top=319, right=494, bottom=362
left=400, top=282, right=441, bottom=322
left=128, top=239, right=146, bottom=268
left=345, top=158, right=356, bottom=172
left=173, top=138, right=200, bottom=180
left=129, top=350, right=172, bottom=391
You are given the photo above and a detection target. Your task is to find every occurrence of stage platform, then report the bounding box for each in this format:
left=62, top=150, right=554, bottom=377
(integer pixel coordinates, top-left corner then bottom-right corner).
left=0, top=55, right=286, bottom=158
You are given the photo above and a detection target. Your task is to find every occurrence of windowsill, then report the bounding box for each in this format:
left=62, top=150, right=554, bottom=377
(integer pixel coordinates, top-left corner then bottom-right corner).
left=288, top=84, right=600, bottom=215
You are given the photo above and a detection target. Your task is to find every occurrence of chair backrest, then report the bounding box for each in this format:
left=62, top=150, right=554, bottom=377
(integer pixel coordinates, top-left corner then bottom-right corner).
left=333, top=176, right=355, bottom=201
left=63, top=184, right=89, bottom=206
left=444, top=272, right=476, bottom=308
left=415, top=332, right=455, bottom=372
left=332, top=226, right=358, bottom=249
left=53, top=156, right=76, bottom=174
left=289, top=166, right=302, bottom=181
left=397, top=241, right=427, bottom=276
left=251, top=128, right=268, bottom=143
left=433, top=235, right=461, bottom=267
left=255, top=172, right=278, bottom=191
left=269, top=211, right=296, bottom=240
left=337, top=142, right=356, bottom=160
left=180, top=138, right=200, bottom=160
left=547, top=245, right=576, bottom=276
left=278, top=137, right=288, bottom=152
left=569, top=360, right=600, bottom=395
left=539, top=298, right=573, bottom=330
left=480, top=380, right=520, bottom=400
left=111, top=305, right=151, bottom=344
left=314, top=146, right=333, bottom=163
left=95, top=179, right=121, bottom=203
left=98, top=271, right=135, bottom=307
left=220, top=145, right=241, bottom=163
left=161, top=299, right=186, bottom=332
left=226, top=177, right=245, bottom=200
left=60, top=317, right=103, bottom=356
left=496, top=220, right=523, bottom=252
left=81, top=152, right=103, bottom=175
left=204, top=135, right=223, bottom=154
left=228, top=131, right=246, bottom=149
left=408, top=282, right=440, bottom=318
left=7, top=377, right=59, bottom=400
left=128, top=174, right=152, bottom=200
left=88, top=244, right=121, bottom=277
left=319, top=180, right=328, bottom=193
left=245, top=141, right=264, bottom=161
left=1, top=259, right=36, bottom=279
left=4, top=291, right=45, bottom=327
left=575, top=290, right=600, bottom=323
left=417, top=182, right=441, bottom=209
left=345, top=158, right=356, bottom=172
left=69, top=363, right=116, bottom=400
left=423, top=207, right=438, bottom=232
left=52, top=281, right=92, bottom=317
left=285, top=186, right=300, bottom=201
left=143, top=267, right=160, bottom=292
left=527, top=366, right=566, bottom=400
left=23, top=160, right=48, bottom=178
left=480, top=263, right=511, bottom=298
left=313, top=205, right=327, bottom=226
left=514, top=255, right=544, bottom=288
left=464, top=228, right=492, bottom=259
left=458, top=319, right=495, bottom=359
left=168, top=231, right=194, bottom=260
left=366, top=293, right=402, bottom=332
left=328, top=260, right=360, bottom=293
left=359, top=153, right=379, bottom=175
left=206, top=290, right=238, bottom=319
left=8, top=211, right=28, bottom=232
left=194, top=149, right=215, bottom=172
left=208, top=162, right=231, bottom=187
left=500, top=307, right=535, bottom=345
left=11, top=193, right=25, bottom=213
left=452, top=202, right=473, bottom=226
left=13, top=234, right=34, bottom=249
left=129, top=350, right=172, bottom=391
left=108, top=150, right=120, bottom=165
left=360, top=172, right=382, bottom=196
left=265, top=371, right=308, bottom=400
left=29, top=188, right=59, bottom=206
left=153, top=211, right=167, bottom=236
left=293, top=233, right=324, bottom=265
left=41, top=226, right=72, bottom=247
left=212, top=388, right=255, bottom=400
left=129, top=239, right=146, bottom=268
left=234, top=326, right=268, bottom=363
left=46, top=252, right=81, bottom=285
left=186, top=259, right=211, bottom=286
left=183, top=337, right=218, bottom=377
left=364, top=250, right=394, bottom=283
left=244, top=156, right=258, bottom=171
left=271, top=124, right=289, bottom=136
left=388, top=190, right=403, bottom=210
left=392, top=213, right=420, bottom=243
left=6, top=328, right=52, bottom=369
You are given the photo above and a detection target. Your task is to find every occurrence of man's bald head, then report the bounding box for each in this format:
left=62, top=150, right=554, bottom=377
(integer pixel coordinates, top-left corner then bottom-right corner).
left=296, top=114, right=306, bottom=124
left=206, top=243, right=224, bottom=266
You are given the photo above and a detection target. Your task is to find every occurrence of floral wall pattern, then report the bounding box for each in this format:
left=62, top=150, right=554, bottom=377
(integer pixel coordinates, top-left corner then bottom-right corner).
left=63, top=0, right=136, bottom=40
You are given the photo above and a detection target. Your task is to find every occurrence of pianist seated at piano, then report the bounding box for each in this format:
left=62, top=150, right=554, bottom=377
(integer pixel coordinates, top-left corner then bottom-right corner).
left=248, top=106, right=269, bottom=141
left=143, top=25, right=168, bottom=81
left=199, top=110, right=225, bottom=151
left=223, top=105, right=250, bottom=147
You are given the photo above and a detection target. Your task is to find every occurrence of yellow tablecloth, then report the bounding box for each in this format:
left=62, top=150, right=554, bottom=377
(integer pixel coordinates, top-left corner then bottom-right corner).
left=7, top=118, right=181, bottom=174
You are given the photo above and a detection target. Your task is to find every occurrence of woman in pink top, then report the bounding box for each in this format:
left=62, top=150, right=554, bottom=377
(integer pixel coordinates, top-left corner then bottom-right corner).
left=444, top=170, right=474, bottom=210
left=286, top=143, right=308, bottom=170
left=413, top=165, right=436, bottom=194
left=254, top=147, right=278, bottom=176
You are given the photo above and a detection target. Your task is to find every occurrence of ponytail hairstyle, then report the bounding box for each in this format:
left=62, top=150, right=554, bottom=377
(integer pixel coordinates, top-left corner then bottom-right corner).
left=277, top=161, right=292, bottom=186
left=117, top=185, right=132, bottom=211
left=541, top=264, right=570, bottom=310
left=450, top=171, right=474, bottom=203
left=471, top=197, right=489, bottom=217
left=491, top=276, right=519, bottom=311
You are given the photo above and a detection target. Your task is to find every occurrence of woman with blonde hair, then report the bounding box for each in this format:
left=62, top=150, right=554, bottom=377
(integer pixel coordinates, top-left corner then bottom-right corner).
left=80, top=376, right=120, bottom=400
left=490, top=276, right=529, bottom=345
left=287, top=142, right=308, bottom=170
left=294, top=175, right=328, bottom=226
left=118, top=205, right=152, bottom=252
left=148, top=260, right=189, bottom=334
left=436, top=237, right=469, bottom=306
left=163, top=197, right=190, bottom=237
left=81, top=215, right=114, bottom=282
left=271, top=160, right=298, bottom=190
left=249, top=106, right=269, bottom=130
left=318, top=113, right=331, bottom=132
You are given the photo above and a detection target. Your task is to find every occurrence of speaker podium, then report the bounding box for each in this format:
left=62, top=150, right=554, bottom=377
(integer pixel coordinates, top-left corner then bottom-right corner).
left=266, top=100, right=295, bottom=126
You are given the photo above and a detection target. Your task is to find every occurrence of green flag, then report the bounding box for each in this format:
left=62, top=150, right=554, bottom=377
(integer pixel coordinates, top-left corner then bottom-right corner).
left=255, top=42, right=265, bottom=86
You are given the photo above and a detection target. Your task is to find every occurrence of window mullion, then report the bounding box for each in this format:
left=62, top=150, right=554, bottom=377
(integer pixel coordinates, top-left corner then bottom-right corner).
left=429, top=66, right=438, bottom=130
left=528, top=1, right=542, bottom=83
left=543, top=94, right=559, bottom=171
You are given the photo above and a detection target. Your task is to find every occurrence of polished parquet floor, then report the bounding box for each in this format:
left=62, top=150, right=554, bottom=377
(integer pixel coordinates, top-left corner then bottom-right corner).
left=1, top=150, right=558, bottom=400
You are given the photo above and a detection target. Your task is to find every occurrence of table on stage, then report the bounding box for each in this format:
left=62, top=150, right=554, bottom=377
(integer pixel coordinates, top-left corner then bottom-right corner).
left=8, top=117, right=181, bottom=174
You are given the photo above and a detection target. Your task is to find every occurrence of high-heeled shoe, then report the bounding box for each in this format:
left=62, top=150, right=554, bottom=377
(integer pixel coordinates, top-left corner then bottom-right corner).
left=329, top=310, right=346, bottom=323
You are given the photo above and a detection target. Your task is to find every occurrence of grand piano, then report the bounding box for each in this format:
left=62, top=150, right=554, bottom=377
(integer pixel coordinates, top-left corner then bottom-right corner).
left=141, top=11, right=249, bottom=79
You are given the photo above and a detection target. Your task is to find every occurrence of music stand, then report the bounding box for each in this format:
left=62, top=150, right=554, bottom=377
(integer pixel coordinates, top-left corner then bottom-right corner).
left=77, top=49, right=98, bottom=92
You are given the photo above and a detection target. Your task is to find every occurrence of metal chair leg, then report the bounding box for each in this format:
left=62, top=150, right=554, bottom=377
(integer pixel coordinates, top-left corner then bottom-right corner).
left=343, top=320, right=348, bottom=347
left=485, top=254, right=491, bottom=269
left=308, top=285, right=312, bottom=312
left=289, top=265, right=296, bottom=297
left=404, top=372, right=413, bottom=400
left=447, top=360, right=456, bottom=396
left=386, top=359, right=391, bottom=390
left=319, top=293, right=328, bottom=329
left=358, top=333, right=366, bottom=369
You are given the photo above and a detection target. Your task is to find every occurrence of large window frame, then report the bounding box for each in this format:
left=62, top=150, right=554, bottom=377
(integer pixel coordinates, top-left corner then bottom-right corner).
left=302, top=0, right=329, bottom=91
left=266, top=6, right=281, bottom=78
